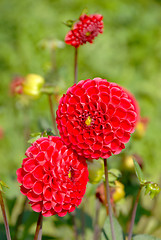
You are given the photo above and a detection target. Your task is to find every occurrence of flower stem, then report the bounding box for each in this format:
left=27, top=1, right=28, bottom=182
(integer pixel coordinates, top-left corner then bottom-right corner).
left=71, top=210, right=78, bottom=240
left=103, top=159, right=116, bottom=240
left=13, top=197, right=27, bottom=240
left=128, top=188, right=141, bottom=240
left=94, top=198, right=101, bottom=240
left=48, top=94, right=59, bottom=136
left=74, top=48, right=78, bottom=84
left=0, top=191, right=11, bottom=240
left=34, top=212, right=43, bottom=240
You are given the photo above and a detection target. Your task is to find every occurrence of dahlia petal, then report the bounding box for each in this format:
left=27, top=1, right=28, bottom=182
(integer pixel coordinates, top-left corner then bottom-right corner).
left=120, top=120, right=132, bottom=132
left=100, top=93, right=110, bottom=103
left=54, top=204, right=63, bottom=213
left=111, top=96, right=120, bottom=105
left=16, top=168, right=24, bottom=183
left=26, top=146, right=39, bottom=157
left=44, top=187, right=53, bottom=201
left=120, top=98, right=131, bottom=109
left=40, top=141, right=50, bottom=151
left=110, top=117, right=120, bottom=128
left=23, top=173, right=35, bottom=189
left=27, top=191, right=43, bottom=202
left=57, top=210, right=68, bottom=217
left=31, top=202, right=42, bottom=212
left=33, top=181, right=43, bottom=194
left=33, top=166, right=44, bottom=180
left=36, top=152, right=45, bottom=163
left=23, top=159, right=37, bottom=172
left=20, top=185, right=29, bottom=195
left=42, top=209, right=56, bottom=217
left=104, top=133, right=114, bottom=144
left=111, top=139, right=120, bottom=151
left=87, top=86, right=99, bottom=96
left=44, top=201, right=52, bottom=210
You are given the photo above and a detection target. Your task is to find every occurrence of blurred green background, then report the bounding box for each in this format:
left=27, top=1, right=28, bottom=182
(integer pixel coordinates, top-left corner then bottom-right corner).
left=0, top=0, right=161, bottom=239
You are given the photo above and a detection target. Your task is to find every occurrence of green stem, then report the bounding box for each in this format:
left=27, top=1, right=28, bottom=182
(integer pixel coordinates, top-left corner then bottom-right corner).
left=74, top=48, right=78, bottom=84
left=104, top=159, right=116, bottom=240
left=128, top=188, right=141, bottom=240
left=0, top=191, right=11, bottom=240
left=13, top=197, right=27, bottom=240
left=71, top=210, right=78, bottom=240
left=34, top=212, right=43, bottom=240
left=48, top=94, right=59, bottom=136
left=94, top=198, right=101, bottom=240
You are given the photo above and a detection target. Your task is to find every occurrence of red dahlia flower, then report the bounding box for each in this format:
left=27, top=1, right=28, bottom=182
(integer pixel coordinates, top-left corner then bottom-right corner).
left=56, top=78, right=139, bottom=159
left=16, top=136, right=88, bottom=217
left=65, top=14, right=103, bottom=48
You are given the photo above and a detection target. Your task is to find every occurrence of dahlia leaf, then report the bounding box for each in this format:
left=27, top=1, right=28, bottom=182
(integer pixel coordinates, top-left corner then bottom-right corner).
left=133, top=234, right=161, bottom=240
left=133, top=159, right=144, bottom=183
left=108, top=169, right=122, bottom=183
left=101, top=215, right=124, bottom=240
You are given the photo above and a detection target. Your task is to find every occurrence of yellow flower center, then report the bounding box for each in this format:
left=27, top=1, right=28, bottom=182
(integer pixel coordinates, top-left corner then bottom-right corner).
left=85, top=31, right=91, bottom=36
left=68, top=170, right=72, bottom=179
left=85, top=116, right=92, bottom=126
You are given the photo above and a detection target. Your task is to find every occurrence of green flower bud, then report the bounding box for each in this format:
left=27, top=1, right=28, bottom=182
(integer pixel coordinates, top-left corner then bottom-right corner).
left=144, top=182, right=160, bottom=199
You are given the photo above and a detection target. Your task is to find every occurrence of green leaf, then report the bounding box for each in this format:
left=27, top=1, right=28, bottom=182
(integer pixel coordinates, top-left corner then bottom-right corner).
left=101, top=216, right=124, bottom=240
left=108, top=169, right=122, bottom=183
left=133, top=234, right=161, bottom=240
left=133, top=159, right=145, bottom=183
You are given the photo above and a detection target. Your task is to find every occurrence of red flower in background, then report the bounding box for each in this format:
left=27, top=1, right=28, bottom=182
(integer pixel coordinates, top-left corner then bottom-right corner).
left=10, top=76, right=24, bottom=95
left=65, top=14, right=103, bottom=48
left=56, top=78, right=139, bottom=159
left=16, top=136, right=88, bottom=217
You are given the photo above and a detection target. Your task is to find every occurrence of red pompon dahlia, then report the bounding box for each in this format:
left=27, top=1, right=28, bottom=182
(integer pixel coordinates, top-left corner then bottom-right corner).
left=16, top=136, right=88, bottom=217
left=56, top=78, right=139, bottom=159
left=65, top=14, right=103, bottom=48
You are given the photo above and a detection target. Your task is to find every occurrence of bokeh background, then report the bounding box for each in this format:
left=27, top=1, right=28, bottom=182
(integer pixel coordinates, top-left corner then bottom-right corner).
left=0, top=0, right=161, bottom=239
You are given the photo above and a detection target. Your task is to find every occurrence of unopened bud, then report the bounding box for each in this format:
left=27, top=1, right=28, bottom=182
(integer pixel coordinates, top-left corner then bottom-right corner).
left=112, top=181, right=125, bottom=202
left=87, top=159, right=104, bottom=184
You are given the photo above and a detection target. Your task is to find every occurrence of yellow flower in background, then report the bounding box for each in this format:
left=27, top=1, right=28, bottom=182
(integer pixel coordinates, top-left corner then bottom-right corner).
left=23, top=74, right=45, bottom=98
left=112, top=181, right=125, bottom=202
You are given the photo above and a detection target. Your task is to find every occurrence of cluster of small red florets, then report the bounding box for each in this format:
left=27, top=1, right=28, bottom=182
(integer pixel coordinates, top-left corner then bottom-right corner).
left=65, top=14, right=103, bottom=48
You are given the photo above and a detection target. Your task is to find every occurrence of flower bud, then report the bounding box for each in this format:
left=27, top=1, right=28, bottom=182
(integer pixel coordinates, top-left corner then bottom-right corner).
left=145, top=182, right=160, bottom=199
left=23, top=74, right=45, bottom=98
left=122, top=155, right=135, bottom=172
left=87, top=159, right=104, bottom=184
left=112, top=181, right=125, bottom=202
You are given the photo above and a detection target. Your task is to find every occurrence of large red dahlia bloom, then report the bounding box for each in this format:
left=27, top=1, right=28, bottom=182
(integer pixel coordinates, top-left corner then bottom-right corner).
left=56, top=78, right=139, bottom=159
left=16, top=136, right=88, bottom=217
left=65, top=14, right=103, bottom=48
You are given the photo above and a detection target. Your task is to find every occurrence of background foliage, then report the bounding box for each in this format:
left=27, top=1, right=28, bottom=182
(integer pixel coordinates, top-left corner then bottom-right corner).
left=0, top=0, right=161, bottom=239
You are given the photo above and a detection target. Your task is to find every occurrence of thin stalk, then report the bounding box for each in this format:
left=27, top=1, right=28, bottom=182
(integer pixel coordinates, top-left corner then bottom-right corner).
left=34, top=212, right=43, bottom=240
left=104, top=159, right=116, bottom=240
left=13, top=197, right=28, bottom=240
left=94, top=198, right=101, bottom=240
left=0, top=191, right=11, bottom=240
left=128, top=188, right=141, bottom=240
left=71, top=210, right=78, bottom=240
left=48, top=94, right=59, bottom=136
left=81, top=208, right=85, bottom=240
left=74, top=48, right=78, bottom=84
